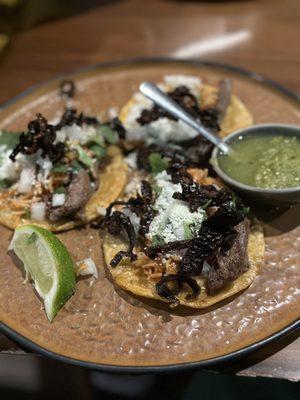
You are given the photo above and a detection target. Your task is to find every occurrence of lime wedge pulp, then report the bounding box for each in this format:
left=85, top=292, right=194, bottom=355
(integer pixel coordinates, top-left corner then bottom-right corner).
left=9, top=225, right=76, bottom=321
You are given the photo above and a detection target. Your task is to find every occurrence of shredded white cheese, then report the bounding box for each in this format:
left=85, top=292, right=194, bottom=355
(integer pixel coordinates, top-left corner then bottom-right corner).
left=147, top=171, right=206, bottom=243
left=55, top=123, right=100, bottom=145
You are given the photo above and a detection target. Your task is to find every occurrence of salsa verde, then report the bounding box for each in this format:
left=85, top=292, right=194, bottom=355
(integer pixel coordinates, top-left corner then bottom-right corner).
left=218, top=134, right=300, bottom=189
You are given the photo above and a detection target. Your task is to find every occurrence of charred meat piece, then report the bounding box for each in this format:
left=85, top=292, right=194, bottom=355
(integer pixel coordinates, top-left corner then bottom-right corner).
left=100, top=210, right=137, bottom=267
left=136, top=144, right=186, bottom=172
left=55, top=108, right=99, bottom=130
left=173, top=183, right=232, bottom=213
left=179, top=226, right=224, bottom=275
left=206, top=219, right=250, bottom=295
left=136, top=86, right=199, bottom=126
left=198, top=108, right=220, bottom=132
left=137, top=104, right=176, bottom=126
left=97, top=180, right=156, bottom=240
left=109, top=117, right=126, bottom=140
left=136, top=81, right=232, bottom=133
left=155, top=274, right=200, bottom=304
left=10, top=113, right=65, bottom=163
left=196, top=78, right=232, bottom=132
left=145, top=238, right=194, bottom=259
left=205, top=200, right=249, bottom=232
left=48, top=170, right=93, bottom=222
left=137, top=181, right=157, bottom=236
left=167, top=86, right=200, bottom=118
left=124, top=180, right=157, bottom=237
left=179, top=197, right=249, bottom=276
left=60, top=80, right=76, bottom=98
left=136, top=86, right=195, bottom=125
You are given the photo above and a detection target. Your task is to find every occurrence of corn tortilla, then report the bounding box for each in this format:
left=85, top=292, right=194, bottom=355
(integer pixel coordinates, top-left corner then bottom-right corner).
left=103, top=223, right=264, bottom=309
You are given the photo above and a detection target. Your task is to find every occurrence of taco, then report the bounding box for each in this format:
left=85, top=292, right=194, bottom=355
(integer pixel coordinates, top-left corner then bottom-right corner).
left=120, top=74, right=253, bottom=140
left=118, top=74, right=253, bottom=171
left=99, top=164, right=264, bottom=309
left=0, top=110, right=127, bottom=231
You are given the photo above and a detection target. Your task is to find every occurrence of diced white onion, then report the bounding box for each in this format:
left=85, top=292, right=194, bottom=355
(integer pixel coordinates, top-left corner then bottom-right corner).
left=124, top=177, right=140, bottom=195
left=18, top=168, right=35, bottom=194
left=30, top=202, right=46, bottom=221
left=51, top=193, right=66, bottom=207
left=36, top=156, right=52, bottom=180
left=96, top=206, right=107, bottom=216
left=124, top=152, right=137, bottom=169
left=122, top=208, right=140, bottom=234
left=76, top=258, right=98, bottom=279
left=107, top=106, right=118, bottom=119
left=0, top=148, right=18, bottom=181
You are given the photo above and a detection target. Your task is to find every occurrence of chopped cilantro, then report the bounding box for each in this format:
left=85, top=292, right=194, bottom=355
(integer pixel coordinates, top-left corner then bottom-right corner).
left=53, top=186, right=67, bottom=195
left=240, top=206, right=250, bottom=218
left=89, top=144, right=106, bottom=160
left=70, top=159, right=85, bottom=173
left=152, top=184, right=162, bottom=196
left=0, top=179, right=10, bottom=189
left=152, top=234, right=164, bottom=246
left=73, top=144, right=94, bottom=168
left=183, top=223, right=193, bottom=240
left=149, top=153, right=168, bottom=175
left=51, top=165, right=69, bottom=174
left=0, top=131, right=21, bottom=149
left=87, top=134, right=105, bottom=147
left=202, top=199, right=212, bottom=210
left=99, top=125, right=118, bottom=144
left=23, top=208, right=31, bottom=220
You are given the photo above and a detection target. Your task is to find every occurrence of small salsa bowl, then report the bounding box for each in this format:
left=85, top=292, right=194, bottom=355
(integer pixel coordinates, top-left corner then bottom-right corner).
left=211, top=124, right=300, bottom=206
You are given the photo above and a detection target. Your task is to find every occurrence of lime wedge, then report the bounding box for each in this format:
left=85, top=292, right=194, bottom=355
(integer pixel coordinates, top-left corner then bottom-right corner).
left=9, top=225, right=76, bottom=321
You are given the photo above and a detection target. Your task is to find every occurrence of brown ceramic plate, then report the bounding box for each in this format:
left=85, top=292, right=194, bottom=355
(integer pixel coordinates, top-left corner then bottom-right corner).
left=0, top=59, right=299, bottom=372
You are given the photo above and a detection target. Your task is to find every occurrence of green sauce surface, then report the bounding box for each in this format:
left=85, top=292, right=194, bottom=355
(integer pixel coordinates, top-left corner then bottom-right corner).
left=218, top=134, right=300, bottom=189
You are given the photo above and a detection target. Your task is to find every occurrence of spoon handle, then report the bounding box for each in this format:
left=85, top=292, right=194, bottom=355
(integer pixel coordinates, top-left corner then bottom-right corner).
left=139, top=82, right=230, bottom=154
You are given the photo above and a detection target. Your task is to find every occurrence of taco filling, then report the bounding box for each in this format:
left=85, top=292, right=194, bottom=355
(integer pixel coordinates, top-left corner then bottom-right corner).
left=0, top=109, right=127, bottom=230
left=98, top=156, right=263, bottom=308
left=119, top=74, right=253, bottom=171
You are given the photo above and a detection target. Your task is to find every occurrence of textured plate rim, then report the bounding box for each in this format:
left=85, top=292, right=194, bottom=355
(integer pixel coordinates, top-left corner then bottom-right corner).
left=0, top=58, right=299, bottom=373
left=1, top=319, right=299, bottom=374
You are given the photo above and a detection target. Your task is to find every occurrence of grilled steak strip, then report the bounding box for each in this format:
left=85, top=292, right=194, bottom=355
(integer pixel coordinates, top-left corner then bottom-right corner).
left=49, top=170, right=93, bottom=222
left=206, top=219, right=250, bottom=295
left=216, top=78, right=232, bottom=125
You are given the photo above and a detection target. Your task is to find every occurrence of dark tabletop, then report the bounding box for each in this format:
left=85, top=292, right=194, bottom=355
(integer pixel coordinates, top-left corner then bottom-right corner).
left=0, top=0, right=299, bottom=381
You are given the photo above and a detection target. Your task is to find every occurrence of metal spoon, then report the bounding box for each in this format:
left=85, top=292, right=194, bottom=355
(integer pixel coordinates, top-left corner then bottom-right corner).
left=139, top=81, right=231, bottom=154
